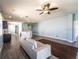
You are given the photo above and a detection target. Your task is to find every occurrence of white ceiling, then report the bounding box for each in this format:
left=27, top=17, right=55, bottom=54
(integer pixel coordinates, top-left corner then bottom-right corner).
left=0, top=0, right=78, bottom=22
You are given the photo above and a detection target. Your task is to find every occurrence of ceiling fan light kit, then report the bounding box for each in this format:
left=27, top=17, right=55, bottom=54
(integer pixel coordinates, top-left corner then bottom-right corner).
left=36, top=2, right=58, bottom=15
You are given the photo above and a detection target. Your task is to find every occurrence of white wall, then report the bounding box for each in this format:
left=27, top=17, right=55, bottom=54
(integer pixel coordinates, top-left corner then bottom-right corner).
left=32, top=13, right=78, bottom=42
left=0, top=13, right=2, bottom=36
left=0, top=13, right=3, bottom=51
left=8, top=24, right=16, bottom=34
left=73, top=13, right=78, bottom=41
left=8, top=22, right=22, bottom=36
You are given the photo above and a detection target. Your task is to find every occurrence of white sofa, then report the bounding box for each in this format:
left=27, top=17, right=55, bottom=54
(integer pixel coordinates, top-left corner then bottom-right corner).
left=20, top=39, right=51, bottom=59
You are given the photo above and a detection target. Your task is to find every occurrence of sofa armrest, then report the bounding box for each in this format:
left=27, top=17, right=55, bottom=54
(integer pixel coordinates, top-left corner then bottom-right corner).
left=34, top=44, right=51, bottom=59
left=35, top=44, right=50, bottom=51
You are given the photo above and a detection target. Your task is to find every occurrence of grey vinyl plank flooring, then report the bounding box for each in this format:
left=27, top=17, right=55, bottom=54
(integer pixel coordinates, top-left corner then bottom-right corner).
left=0, top=35, right=30, bottom=59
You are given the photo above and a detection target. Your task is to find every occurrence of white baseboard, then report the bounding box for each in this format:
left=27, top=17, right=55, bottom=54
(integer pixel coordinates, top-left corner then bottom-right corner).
left=33, top=33, right=75, bottom=43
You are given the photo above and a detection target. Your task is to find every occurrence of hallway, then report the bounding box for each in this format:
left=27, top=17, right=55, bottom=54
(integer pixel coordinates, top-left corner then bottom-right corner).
left=0, top=35, right=30, bottom=59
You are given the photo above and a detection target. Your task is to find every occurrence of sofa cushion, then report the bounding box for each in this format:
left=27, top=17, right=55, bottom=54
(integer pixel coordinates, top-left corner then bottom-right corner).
left=27, top=39, right=37, bottom=49
left=21, top=32, right=27, bottom=39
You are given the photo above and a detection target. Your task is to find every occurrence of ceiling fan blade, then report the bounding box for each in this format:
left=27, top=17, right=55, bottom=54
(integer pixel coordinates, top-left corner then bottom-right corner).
left=36, top=9, right=43, bottom=11
left=43, top=3, right=50, bottom=10
left=49, top=7, right=58, bottom=10
left=46, top=3, right=50, bottom=8
left=40, top=12, right=43, bottom=15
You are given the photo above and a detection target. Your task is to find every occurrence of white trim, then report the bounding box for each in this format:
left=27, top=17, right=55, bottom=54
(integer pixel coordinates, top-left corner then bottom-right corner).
left=33, top=33, right=75, bottom=43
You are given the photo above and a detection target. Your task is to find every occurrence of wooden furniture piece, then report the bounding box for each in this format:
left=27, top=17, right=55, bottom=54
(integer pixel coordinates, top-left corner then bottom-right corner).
left=3, top=34, right=11, bottom=43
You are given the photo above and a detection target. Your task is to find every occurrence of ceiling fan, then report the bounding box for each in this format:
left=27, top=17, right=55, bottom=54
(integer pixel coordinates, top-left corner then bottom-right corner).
left=36, top=2, right=58, bottom=15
